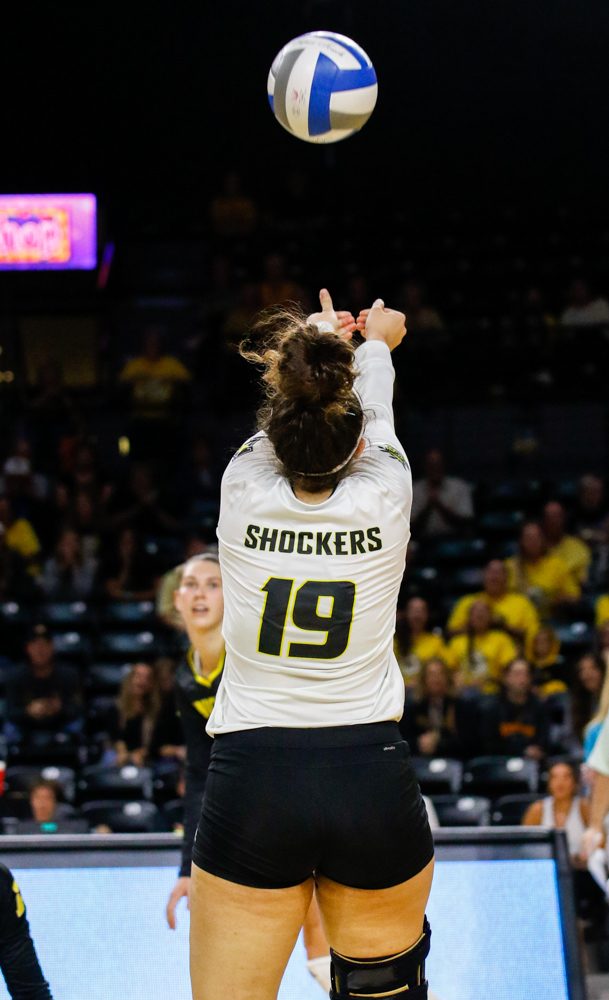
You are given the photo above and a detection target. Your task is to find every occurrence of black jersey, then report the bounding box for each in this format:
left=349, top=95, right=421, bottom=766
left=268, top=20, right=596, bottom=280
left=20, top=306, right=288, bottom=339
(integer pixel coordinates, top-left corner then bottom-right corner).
left=0, top=864, right=52, bottom=999
left=175, top=648, right=225, bottom=877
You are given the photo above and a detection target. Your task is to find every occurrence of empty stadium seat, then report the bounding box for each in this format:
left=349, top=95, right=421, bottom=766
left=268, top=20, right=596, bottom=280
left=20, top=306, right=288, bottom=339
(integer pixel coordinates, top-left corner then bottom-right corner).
left=77, top=765, right=153, bottom=803
left=50, top=630, right=92, bottom=664
left=431, top=795, right=491, bottom=827
left=95, top=631, right=158, bottom=660
left=424, top=538, right=487, bottom=568
left=411, top=757, right=463, bottom=795
left=551, top=621, right=595, bottom=655
left=490, top=793, right=540, bottom=825
left=41, top=601, right=94, bottom=628
left=462, top=756, right=539, bottom=798
left=100, top=602, right=156, bottom=627
left=87, top=663, right=131, bottom=695
left=81, top=799, right=162, bottom=833
left=478, top=510, right=525, bottom=539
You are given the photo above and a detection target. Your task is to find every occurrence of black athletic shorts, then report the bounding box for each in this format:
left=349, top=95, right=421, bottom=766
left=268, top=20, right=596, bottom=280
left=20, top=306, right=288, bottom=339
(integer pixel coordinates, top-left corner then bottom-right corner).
left=192, top=721, right=434, bottom=890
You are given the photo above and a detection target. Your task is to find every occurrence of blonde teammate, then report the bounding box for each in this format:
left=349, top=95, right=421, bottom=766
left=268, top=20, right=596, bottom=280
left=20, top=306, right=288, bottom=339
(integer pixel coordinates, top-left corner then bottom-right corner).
left=190, top=291, right=434, bottom=1000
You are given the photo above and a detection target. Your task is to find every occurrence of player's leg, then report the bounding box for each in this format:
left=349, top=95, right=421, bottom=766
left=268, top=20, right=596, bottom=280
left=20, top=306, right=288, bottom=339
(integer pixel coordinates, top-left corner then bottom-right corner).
left=304, top=890, right=332, bottom=992
left=190, top=863, right=313, bottom=1000
left=316, top=859, right=434, bottom=998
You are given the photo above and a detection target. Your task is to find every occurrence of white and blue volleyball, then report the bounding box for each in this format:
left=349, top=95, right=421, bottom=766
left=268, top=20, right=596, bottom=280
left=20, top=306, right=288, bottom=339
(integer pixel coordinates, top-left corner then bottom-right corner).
left=267, top=31, right=377, bottom=144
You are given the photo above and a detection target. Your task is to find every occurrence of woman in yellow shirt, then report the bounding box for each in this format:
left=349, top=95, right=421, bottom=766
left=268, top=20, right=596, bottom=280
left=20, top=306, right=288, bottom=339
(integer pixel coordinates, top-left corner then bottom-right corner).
left=505, top=521, right=580, bottom=619
left=394, top=596, right=453, bottom=688
left=447, top=599, right=518, bottom=693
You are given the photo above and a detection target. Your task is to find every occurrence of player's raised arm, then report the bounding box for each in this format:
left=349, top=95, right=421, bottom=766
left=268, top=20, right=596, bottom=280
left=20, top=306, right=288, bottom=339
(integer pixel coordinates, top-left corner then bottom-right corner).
left=353, top=299, right=407, bottom=441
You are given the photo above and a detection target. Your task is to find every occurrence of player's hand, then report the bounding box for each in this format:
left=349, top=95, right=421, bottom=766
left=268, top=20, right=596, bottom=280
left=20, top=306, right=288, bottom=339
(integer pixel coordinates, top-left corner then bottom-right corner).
left=166, top=876, right=191, bottom=929
left=356, top=299, right=407, bottom=351
left=581, top=826, right=603, bottom=859
left=307, top=288, right=356, bottom=340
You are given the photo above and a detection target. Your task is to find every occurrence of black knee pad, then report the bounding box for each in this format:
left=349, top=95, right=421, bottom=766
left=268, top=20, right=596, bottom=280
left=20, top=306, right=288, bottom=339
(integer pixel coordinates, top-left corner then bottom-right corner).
left=330, top=916, right=431, bottom=999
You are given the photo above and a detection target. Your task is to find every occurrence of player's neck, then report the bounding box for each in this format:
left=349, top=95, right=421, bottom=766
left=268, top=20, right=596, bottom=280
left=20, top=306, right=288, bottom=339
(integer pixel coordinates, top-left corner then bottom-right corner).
left=293, top=486, right=333, bottom=504
left=191, top=630, right=224, bottom=675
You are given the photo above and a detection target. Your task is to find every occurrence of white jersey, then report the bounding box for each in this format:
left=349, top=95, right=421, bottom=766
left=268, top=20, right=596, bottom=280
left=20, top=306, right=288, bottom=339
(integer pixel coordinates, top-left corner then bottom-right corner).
left=207, top=340, right=411, bottom=735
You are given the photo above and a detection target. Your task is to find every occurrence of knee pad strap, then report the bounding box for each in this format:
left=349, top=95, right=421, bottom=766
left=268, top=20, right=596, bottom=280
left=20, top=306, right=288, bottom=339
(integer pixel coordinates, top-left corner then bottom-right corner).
left=330, top=916, right=431, bottom=998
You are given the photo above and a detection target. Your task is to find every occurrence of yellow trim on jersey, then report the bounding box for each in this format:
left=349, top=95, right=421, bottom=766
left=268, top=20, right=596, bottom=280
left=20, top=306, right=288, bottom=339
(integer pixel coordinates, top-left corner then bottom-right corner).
left=187, top=647, right=226, bottom=687
left=192, top=696, right=216, bottom=719
left=12, top=879, right=25, bottom=919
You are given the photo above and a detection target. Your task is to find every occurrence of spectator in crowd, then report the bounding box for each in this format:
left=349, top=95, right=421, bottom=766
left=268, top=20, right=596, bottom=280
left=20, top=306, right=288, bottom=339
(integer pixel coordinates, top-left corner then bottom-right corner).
left=0, top=494, right=41, bottom=570
left=597, top=596, right=609, bottom=629
left=505, top=521, right=580, bottom=618
left=522, top=761, right=606, bottom=936
left=572, top=652, right=607, bottom=743
left=560, top=277, right=609, bottom=326
left=541, top=500, right=591, bottom=585
left=209, top=169, right=258, bottom=239
left=62, top=490, right=104, bottom=562
left=106, top=662, right=162, bottom=767
left=106, top=463, right=181, bottom=537
left=0, top=439, right=49, bottom=511
left=399, top=658, right=464, bottom=758
left=0, top=523, right=36, bottom=601
left=399, top=279, right=444, bottom=332
left=149, top=658, right=185, bottom=763
left=571, top=475, right=609, bottom=551
left=56, top=442, right=111, bottom=509
left=481, top=657, right=549, bottom=759
left=28, top=779, right=61, bottom=825
left=526, top=625, right=566, bottom=696
left=411, top=449, right=474, bottom=539
left=394, top=596, right=453, bottom=688
left=447, top=599, right=518, bottom=693
left=447, top=558, right=539, bottom=647
left=38, top=528, right=97, bottom=600
left=5, top=624, right=83, bottom=748
left=25, top=357, right=81, bottom=475
left=257, top=251, right=306, bottom=309
left=100, top=526, right=157, bottom=602
left=118, top=327, right=192, bottom=461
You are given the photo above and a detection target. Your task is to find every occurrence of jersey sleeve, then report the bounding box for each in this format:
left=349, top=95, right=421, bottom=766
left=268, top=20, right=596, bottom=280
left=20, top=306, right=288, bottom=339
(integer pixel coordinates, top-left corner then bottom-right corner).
left=353, top=340, right=411, bottom=498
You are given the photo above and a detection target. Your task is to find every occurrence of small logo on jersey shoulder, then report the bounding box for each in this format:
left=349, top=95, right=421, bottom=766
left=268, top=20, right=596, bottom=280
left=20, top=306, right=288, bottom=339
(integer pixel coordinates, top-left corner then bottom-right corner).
left=383, top=745, right=396, bottom=751
left=378, top=444, right=408, bottom=468
left=232, top=434, right=264, bottom=461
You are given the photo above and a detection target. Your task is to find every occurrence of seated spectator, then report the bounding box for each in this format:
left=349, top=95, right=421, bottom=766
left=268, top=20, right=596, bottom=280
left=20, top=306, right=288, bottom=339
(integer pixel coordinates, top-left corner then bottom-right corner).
left=5, top=624, right=83, bottom=747
left=560, top=277, right=609, bottom=326
left=0, top=494, right=41, bottom=570
left=105, top=662, right=162, bottom=767
left=505, top=521, right=580, bottom=618
left=149, top=658, right=185, bottom=762
left=526, top=625, right=566, bottom=696
left=399, top=278, right=444, bottom=332
left=106, top=463, right=181, bottom=537
left=481, top=657, right=549, bottom=759
left=29, top=779, right=61, bottom=825
left=541, top=500, right=591, bottom=585
left=447, top=599, right=518, bottom=693
left=257, top=251, right=306, bottom=309
left=0, top=523, right=36, bottom=601
left=571, top=653, right=606, bottom=744
left=100, top=527, right=157, bottom=602
left=447, top=558, right=539, bottom=647
left=63, top=490, right=104, bottom=561
left=411, top=449, right=473, bottom=539
left=209, top=169, right=258, bottom=239
left=394, top=596, right=453, bottom=688
left=38, top=528, right=97, bottom=600
left=522, top=761, right=606, bottom=935
left=118, top=328, right=192, bottom=461
left=399, top=658, right=464, bottom=758
left=0, top=438, right=49, bottom=510
left=572, top=474, right=608, bottom=551
left=596, top=594, right=609, bottom=629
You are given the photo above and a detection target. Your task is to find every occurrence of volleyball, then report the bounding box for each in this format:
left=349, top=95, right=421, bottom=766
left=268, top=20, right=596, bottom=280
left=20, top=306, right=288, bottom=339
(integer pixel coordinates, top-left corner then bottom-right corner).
left=267, top=31, right=378, bottom=144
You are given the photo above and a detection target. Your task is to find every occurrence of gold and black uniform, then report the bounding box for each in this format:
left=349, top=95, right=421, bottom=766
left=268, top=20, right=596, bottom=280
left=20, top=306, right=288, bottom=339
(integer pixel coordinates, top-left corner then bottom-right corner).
left=0, top=864, right=52, bottom=999
left=176, top=647, right=225, bottom=877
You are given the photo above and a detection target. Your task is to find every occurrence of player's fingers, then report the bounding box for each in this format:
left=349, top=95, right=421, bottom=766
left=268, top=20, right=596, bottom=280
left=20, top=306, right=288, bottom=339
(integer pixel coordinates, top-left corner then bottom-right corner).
left=319, top=288, right=334, bottom=312
left=336, top=310, right=354, bottom=324
left=369, top=297, right=385, bottom=311
left=166, top=899, right=176, bottom=930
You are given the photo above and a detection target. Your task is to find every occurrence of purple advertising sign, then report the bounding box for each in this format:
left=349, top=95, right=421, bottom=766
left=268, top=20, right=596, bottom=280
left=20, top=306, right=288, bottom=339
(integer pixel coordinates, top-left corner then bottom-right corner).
left=0, top=194, right=97, bottom=270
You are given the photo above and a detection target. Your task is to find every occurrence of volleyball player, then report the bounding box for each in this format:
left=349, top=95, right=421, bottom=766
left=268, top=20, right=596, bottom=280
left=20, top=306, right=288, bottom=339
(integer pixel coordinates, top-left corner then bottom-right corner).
left=189, top=290, right=434, bottom=999
left=0, top=863, right=53, bottom=999
left=165, top=552, right=333, bottom=990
